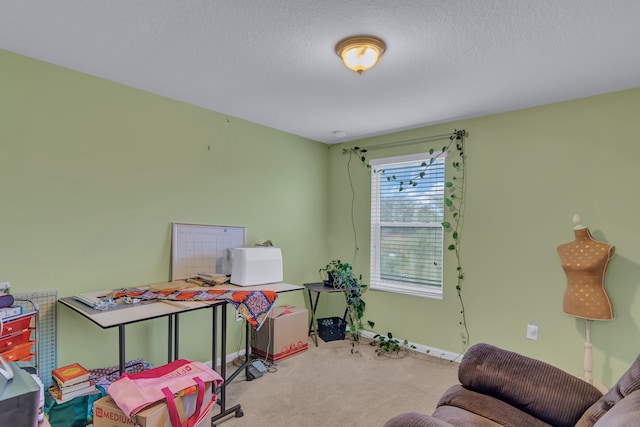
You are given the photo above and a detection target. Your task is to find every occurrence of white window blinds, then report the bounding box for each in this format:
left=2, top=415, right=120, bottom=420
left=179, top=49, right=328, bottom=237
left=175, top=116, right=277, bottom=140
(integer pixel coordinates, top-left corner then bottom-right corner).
left=370, top=152, right=446, bottom=298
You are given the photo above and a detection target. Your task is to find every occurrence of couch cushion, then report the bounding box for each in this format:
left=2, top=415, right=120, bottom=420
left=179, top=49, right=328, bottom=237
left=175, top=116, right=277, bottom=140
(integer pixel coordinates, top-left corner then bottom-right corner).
left=432, top=406, right=504, bottom=427
left=458, top=343, right=603, bottom=427
left=437, top=384, right=552, bottom=427
left=383, top=411, right=455, bottom=427
left=576, top=353, right=640, bottom=427
left=592, top=389, right=640, bottom=427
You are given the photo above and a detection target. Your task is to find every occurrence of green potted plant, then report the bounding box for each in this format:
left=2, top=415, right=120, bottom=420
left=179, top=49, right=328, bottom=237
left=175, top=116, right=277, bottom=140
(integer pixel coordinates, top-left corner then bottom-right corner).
left=370, top=331, right=418, bottom=358
left=318, top=259, right=369, bottom=343
left=318, top=259, right=346, bottom=287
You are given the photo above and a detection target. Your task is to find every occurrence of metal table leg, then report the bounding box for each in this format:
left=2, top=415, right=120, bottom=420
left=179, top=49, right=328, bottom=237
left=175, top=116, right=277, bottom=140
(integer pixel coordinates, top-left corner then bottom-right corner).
left=211, top=303, right=243, bottom=426
left=307, top=289, right=320, bottom=347
left=226, top=319, right=251, bottom=384
left=174, top=313, right=179, bottom=361
left=167, top=315, right=173, bottom=363
left=118, top=324, right=125, bottom=375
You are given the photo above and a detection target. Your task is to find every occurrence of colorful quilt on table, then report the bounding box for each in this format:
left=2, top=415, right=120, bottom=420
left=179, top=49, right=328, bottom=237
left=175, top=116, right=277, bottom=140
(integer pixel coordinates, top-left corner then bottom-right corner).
left=109, top=288, right=278, bottom=330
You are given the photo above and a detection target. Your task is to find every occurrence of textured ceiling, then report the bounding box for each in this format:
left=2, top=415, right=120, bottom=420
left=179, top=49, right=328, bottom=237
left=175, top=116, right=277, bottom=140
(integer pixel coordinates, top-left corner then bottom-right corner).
left=1, top=1, right=639, bottom=143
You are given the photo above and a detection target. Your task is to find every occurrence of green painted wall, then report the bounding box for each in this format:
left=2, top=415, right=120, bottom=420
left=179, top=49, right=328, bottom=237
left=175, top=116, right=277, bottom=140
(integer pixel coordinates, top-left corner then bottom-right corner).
left=0, top=49, right=327, bottom=368
left=4, top=47, right=640, bottom=388
left=328, top=88, right=640, bottom=387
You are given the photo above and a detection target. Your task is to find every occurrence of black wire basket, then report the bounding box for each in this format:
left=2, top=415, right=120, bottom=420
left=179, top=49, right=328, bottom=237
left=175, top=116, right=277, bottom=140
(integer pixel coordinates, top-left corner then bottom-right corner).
left=317, top=317, right=346, bottom=342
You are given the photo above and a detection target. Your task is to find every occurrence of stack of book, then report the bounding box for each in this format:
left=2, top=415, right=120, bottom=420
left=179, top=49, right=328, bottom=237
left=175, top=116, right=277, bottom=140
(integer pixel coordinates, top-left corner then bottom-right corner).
left=49, top=362, right=99, bottom=403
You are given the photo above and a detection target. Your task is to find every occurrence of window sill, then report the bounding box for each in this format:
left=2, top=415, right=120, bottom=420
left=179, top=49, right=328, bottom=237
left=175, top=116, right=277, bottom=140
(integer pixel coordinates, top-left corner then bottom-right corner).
left=371, top=282, right=443, bottom=300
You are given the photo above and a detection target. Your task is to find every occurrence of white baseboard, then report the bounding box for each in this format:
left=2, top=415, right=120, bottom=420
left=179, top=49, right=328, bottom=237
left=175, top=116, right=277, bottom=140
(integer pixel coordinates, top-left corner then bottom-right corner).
left=204, top=333, right=463, bottom=367
left=204, top=348, right=246, bottom=369
left=358, top=330, right=463, bottom=363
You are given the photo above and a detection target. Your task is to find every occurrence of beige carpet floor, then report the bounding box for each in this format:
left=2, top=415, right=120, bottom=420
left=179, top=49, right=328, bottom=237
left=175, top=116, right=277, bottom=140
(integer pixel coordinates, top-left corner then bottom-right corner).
left=216, top=337, right=459, bottom=427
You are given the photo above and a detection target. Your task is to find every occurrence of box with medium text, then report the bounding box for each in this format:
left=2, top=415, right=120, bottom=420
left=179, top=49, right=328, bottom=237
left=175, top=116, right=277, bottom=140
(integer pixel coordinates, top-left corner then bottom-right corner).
left=251, top=305, right=308, bottom=362
left=92, top=382, right=213, bottom=427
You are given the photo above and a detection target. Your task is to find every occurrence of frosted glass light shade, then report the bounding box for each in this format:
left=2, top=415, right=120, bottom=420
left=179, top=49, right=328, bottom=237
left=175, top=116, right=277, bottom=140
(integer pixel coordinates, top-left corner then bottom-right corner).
left=335, top=36, right=386, bottom=75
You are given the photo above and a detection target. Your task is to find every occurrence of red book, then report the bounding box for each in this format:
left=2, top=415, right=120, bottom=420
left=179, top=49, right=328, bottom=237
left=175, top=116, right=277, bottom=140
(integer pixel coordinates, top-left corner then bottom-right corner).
left=52, top=362, right=90, bottom=386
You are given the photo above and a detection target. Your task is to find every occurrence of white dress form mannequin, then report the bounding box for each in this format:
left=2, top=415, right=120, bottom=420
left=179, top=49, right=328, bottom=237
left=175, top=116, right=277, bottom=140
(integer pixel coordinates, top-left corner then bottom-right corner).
left=574, top=216, right=596, bottom=388
left=557, top=214, right=614, bottom=393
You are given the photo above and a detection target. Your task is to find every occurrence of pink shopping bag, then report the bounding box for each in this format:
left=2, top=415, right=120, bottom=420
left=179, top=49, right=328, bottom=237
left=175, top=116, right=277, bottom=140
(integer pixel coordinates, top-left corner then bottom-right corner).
left=108, top=359, right=223, bottom=427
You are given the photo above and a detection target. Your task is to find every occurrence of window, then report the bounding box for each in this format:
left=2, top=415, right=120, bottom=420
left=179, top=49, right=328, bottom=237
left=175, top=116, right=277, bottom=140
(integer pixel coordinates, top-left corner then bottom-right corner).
left=369, top=152, right=446, bottom=299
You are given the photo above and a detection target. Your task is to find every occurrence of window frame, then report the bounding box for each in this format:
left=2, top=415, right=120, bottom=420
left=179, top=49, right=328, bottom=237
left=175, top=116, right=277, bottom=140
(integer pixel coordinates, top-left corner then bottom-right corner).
left=369, top=152, right=447, bottom=299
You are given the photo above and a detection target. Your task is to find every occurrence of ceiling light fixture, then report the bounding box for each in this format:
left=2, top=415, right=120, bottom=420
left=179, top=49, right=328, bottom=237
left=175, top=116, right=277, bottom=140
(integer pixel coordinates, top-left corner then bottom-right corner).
left=335, top=35, right=386, bottom=75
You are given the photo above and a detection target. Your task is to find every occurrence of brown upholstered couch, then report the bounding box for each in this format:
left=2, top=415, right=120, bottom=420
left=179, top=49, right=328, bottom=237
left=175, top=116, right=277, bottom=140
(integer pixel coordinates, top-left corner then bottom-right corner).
left=384, top=343, right=640, bottom=427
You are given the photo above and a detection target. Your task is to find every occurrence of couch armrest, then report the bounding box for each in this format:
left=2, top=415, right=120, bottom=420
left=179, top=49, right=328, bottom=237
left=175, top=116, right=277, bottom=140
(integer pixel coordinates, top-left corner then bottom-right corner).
left=576, top=353, right=640, bottom=427
left=383, top=412, right=454, bottom=427
left=592, top=389, right=640, bottom=427
left=458, top=343, right=603, bottom=427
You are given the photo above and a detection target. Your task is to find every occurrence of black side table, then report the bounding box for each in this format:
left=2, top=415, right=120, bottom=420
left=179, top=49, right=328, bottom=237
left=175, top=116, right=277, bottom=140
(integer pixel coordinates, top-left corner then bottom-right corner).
left=304, top=282, right=348, bottom=347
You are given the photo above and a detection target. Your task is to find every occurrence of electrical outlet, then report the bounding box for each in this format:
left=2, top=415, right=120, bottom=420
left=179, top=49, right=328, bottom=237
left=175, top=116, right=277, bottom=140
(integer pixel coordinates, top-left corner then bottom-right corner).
left=527, top=324, right=538, bottom=340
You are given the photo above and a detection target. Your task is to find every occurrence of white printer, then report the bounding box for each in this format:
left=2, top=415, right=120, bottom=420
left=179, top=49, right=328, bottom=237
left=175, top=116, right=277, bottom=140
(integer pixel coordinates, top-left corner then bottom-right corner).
left=230, top=247, right=283, bottom=286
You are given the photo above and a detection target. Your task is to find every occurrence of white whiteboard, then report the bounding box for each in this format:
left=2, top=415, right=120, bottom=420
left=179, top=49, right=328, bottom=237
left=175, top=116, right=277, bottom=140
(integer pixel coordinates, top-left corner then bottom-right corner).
left=171, top=223, right=246, bottom=280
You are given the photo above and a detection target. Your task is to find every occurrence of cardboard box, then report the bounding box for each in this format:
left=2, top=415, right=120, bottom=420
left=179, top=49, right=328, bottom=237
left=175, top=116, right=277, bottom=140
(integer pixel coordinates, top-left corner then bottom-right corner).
left=251, top=305, right=308, bottom=362
left=93, top=381, right=213, bottom=427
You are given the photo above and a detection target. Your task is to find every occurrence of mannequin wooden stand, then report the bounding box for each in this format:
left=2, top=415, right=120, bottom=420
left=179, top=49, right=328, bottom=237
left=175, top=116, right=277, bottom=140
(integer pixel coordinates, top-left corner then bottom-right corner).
left=583, top=319, right=608, bottom=393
